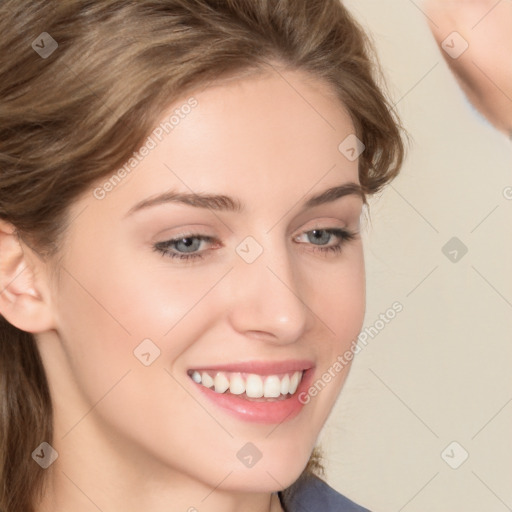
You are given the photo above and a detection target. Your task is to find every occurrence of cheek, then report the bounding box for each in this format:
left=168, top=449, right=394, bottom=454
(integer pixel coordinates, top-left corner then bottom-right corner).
left=307, top=244, right=366, bottom=350
left=51, top=244, right=228, bottom=401
left=298, top=246, right=365, bottom=415
left=50, top=248, right=163, bottom=393
left=50, top=248, right=226, bottom=455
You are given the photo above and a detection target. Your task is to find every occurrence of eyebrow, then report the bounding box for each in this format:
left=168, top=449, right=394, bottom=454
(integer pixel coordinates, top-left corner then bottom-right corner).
left=124, top=182, right=365, bottom=217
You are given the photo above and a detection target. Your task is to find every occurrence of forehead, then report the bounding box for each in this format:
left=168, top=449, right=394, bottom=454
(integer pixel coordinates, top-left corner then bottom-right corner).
left=135, top=70, right=356, bottom=186
left=186, top=66, right=355, bottom=152
left=75, top=68, right=360, bottom=224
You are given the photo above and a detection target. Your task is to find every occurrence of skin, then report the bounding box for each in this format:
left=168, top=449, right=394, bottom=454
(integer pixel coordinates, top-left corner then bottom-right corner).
left=0, top=67, right=366, bottom=512
left=423, top=0, right=512, bottom=136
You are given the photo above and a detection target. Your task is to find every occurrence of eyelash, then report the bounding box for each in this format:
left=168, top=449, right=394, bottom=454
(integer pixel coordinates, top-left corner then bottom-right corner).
left=152, top=228, right=358, bottom=262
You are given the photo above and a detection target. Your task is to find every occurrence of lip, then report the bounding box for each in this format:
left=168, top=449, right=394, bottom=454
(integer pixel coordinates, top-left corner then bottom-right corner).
left=188, top=359, right=314, bottom=375
left=188, top=360, right=315, bottom=424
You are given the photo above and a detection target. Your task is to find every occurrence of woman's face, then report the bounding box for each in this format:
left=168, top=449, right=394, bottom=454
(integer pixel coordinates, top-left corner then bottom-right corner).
left=41, top=68, right=366, bottom=496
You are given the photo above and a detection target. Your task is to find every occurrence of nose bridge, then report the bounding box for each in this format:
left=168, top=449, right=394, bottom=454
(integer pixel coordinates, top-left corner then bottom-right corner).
left=226, top=234, right=310, bottom=343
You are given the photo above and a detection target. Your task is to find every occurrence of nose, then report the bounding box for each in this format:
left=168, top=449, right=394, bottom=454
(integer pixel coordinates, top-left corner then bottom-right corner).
left=225, top=241, right=311, bottom=345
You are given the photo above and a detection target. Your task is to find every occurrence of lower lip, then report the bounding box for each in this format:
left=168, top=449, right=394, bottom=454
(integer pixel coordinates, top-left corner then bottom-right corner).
left=192, top=369, right=314, bottom=424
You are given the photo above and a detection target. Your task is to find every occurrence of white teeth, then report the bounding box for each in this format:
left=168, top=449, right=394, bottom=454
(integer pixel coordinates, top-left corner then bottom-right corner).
left=201, top=372, right=214, bottom=388
left=280, top=374, right=290, bottom=395
left=214, top=372, right=230, bottom=393
left=289, top=371, right=300, bottom=394
left=190, top=370, right=304, bottom=398
left=245, top=374, right=264, bottom=398
left=229, top=373, right=245, bottom=395
left=263, top=375, right=282, bottom=398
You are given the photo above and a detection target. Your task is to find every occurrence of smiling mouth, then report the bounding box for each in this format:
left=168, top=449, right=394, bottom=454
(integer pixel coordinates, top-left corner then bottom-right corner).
left=187, top=370, right=304, bottom=401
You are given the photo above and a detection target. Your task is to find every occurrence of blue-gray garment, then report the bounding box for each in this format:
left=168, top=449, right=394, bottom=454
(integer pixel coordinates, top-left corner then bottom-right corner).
left=278, top=474, right=371, bottom=511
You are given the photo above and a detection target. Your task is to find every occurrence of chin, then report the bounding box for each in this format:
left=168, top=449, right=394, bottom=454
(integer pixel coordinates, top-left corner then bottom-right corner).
left=223, top=444, right=313, bottom=493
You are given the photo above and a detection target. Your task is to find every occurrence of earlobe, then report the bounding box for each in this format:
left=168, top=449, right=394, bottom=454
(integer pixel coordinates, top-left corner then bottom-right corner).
left=0, top=219, right=56, bottom=333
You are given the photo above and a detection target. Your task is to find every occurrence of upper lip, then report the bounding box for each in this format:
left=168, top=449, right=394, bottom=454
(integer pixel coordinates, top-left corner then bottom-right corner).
left=188, top=359, right=314, bottom=375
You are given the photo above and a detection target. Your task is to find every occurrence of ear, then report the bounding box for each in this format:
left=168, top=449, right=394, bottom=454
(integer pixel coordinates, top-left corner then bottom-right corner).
left=0, top=219, right=56, bottom=333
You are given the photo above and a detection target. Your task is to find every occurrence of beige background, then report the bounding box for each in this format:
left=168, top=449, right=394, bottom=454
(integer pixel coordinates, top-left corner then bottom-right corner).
left=322, top=1, right=512, bottom=511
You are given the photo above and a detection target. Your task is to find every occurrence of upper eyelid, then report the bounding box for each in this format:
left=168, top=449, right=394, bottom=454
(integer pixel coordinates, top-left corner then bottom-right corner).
left=161, top=218, right=356, bottom=240
left=162, top=226, right=348, bottom=242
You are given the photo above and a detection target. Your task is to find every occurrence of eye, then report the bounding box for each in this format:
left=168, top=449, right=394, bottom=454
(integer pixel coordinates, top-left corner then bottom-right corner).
left=152, top=228, right=358, bottom=263
left=294, top=228, right=358, bottom=255
left=153, top=234, right=218, bottom=261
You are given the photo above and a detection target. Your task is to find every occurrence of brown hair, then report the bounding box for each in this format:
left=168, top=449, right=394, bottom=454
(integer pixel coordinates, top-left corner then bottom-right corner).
left=0, top=0, right=404, bottom=510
